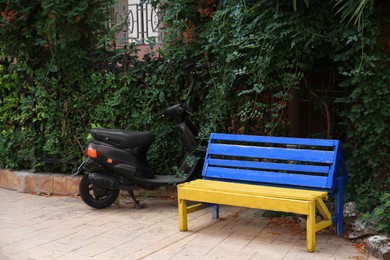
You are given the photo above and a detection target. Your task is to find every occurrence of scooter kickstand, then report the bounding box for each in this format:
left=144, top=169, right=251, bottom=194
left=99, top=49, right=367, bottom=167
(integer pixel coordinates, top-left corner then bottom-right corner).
left=129, top=190, right=141, bottom=209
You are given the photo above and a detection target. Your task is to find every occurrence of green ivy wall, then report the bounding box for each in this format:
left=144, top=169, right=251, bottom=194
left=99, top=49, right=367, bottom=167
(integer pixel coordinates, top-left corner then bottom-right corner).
left=0, top=0, right=389, bottom=212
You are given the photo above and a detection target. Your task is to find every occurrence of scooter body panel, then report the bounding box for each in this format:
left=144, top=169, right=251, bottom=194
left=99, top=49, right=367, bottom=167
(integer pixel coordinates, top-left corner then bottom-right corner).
left=89, top=140, right=155, bottom=179
left=178, top=121, right=198, bottom=153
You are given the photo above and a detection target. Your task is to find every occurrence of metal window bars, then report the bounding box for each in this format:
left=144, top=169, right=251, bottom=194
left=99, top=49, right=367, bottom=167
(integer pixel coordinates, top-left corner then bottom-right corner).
left=109, top=0, right=162, bottom=46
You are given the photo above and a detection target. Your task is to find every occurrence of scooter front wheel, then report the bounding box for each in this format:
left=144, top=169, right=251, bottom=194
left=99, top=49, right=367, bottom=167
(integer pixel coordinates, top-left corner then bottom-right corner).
left=79, top=173, right=119, bottom=209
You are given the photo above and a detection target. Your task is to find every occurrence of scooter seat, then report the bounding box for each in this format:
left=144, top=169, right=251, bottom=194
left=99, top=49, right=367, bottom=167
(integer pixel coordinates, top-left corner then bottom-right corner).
left=91, top=128, right=155, bottom=148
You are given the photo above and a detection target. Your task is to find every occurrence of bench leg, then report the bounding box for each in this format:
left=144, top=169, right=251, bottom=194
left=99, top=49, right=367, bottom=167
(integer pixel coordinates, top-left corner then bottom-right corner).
left=212, top=204, right=219, bottom=219
left=306, top=200, right=316, bottom=252
left=335, top=189, right=344, bottom=237
left=178, top=199, right=188, bottom=231
left=335, top=177, right=345, bottom=237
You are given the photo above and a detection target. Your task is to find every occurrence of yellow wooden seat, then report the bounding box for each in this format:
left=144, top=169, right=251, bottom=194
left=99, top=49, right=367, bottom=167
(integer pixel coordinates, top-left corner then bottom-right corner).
left=178, top=179, right=332, bottom=252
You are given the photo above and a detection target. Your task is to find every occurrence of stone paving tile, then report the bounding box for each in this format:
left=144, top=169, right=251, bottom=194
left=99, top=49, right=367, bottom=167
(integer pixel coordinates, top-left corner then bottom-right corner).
left=0, top=187, right=377, bottom=260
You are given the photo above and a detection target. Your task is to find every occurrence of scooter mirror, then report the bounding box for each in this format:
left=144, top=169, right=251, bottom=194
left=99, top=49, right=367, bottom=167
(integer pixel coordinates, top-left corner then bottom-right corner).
left=159, top=91, right=170, bottom=108
left=187, top=80, right=194, bottom=97
left=159, top=91, right=166, bottom=103
left=185, top=80, right=194, bottom=108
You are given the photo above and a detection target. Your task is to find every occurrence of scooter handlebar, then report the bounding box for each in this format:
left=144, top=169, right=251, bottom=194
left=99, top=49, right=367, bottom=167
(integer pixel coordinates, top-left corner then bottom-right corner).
left=159, top=103, right=188, bottom=121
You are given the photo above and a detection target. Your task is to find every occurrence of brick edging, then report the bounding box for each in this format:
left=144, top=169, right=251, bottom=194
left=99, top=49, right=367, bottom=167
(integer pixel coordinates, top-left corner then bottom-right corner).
left=0, top=169, right=178, bottom=198
left=0, top=169, right=81, bottom=195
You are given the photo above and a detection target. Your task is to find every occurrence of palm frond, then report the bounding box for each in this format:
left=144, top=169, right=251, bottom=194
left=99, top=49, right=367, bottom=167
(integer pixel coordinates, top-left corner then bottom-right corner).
left=292, top=0, right=310, bottom=11
left=334, top=0, right=373, bottom=26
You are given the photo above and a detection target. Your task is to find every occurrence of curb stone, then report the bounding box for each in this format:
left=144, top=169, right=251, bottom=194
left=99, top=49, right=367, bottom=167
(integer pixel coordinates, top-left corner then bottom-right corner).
left=0, top=169, right=177, bottom=197
left=0, top=169, right=81, bottom=195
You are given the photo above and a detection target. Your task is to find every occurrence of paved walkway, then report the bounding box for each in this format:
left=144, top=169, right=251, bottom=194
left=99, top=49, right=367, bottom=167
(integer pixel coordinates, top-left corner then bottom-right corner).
left=0, top=188, right=376, bottom=260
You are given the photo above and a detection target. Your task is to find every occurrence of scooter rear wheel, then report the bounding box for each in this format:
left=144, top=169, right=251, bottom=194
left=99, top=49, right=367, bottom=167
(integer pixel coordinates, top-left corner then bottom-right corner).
left=79, top=173, right=119, bottom=209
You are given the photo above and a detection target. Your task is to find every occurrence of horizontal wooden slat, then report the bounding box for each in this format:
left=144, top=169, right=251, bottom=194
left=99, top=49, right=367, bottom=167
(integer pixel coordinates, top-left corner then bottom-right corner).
left=208, top=158, right=330, bottom=174
left=204, top=167, right=329, bottom=188
left=211, top=133, right=338, bottom=147
left=207, top=143, right=335, bottom=163
left=179, top=180, right=328, bottom=200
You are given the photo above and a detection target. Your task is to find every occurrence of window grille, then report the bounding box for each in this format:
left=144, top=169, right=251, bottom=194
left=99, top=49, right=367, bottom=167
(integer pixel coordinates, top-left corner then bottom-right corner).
left=110, top=0, right=161, bottom=46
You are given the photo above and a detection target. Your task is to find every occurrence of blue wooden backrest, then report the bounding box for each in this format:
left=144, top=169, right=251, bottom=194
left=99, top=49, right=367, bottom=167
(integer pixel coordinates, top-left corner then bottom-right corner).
left=202, top=133, right=347, bottom=192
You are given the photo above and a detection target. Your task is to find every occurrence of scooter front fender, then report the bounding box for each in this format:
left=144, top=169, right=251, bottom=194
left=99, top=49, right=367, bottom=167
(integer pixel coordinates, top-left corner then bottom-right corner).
left=72, top=158, right=100, bottom=176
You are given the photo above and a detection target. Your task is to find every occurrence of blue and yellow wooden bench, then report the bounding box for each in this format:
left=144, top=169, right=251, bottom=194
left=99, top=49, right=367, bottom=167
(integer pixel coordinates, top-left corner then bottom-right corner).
left=177, top=133, right=348, bottom=252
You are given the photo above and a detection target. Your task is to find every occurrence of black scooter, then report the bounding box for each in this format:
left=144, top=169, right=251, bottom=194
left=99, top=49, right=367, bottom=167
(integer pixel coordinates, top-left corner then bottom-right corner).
left=74, top=88, right=204, bottom=209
